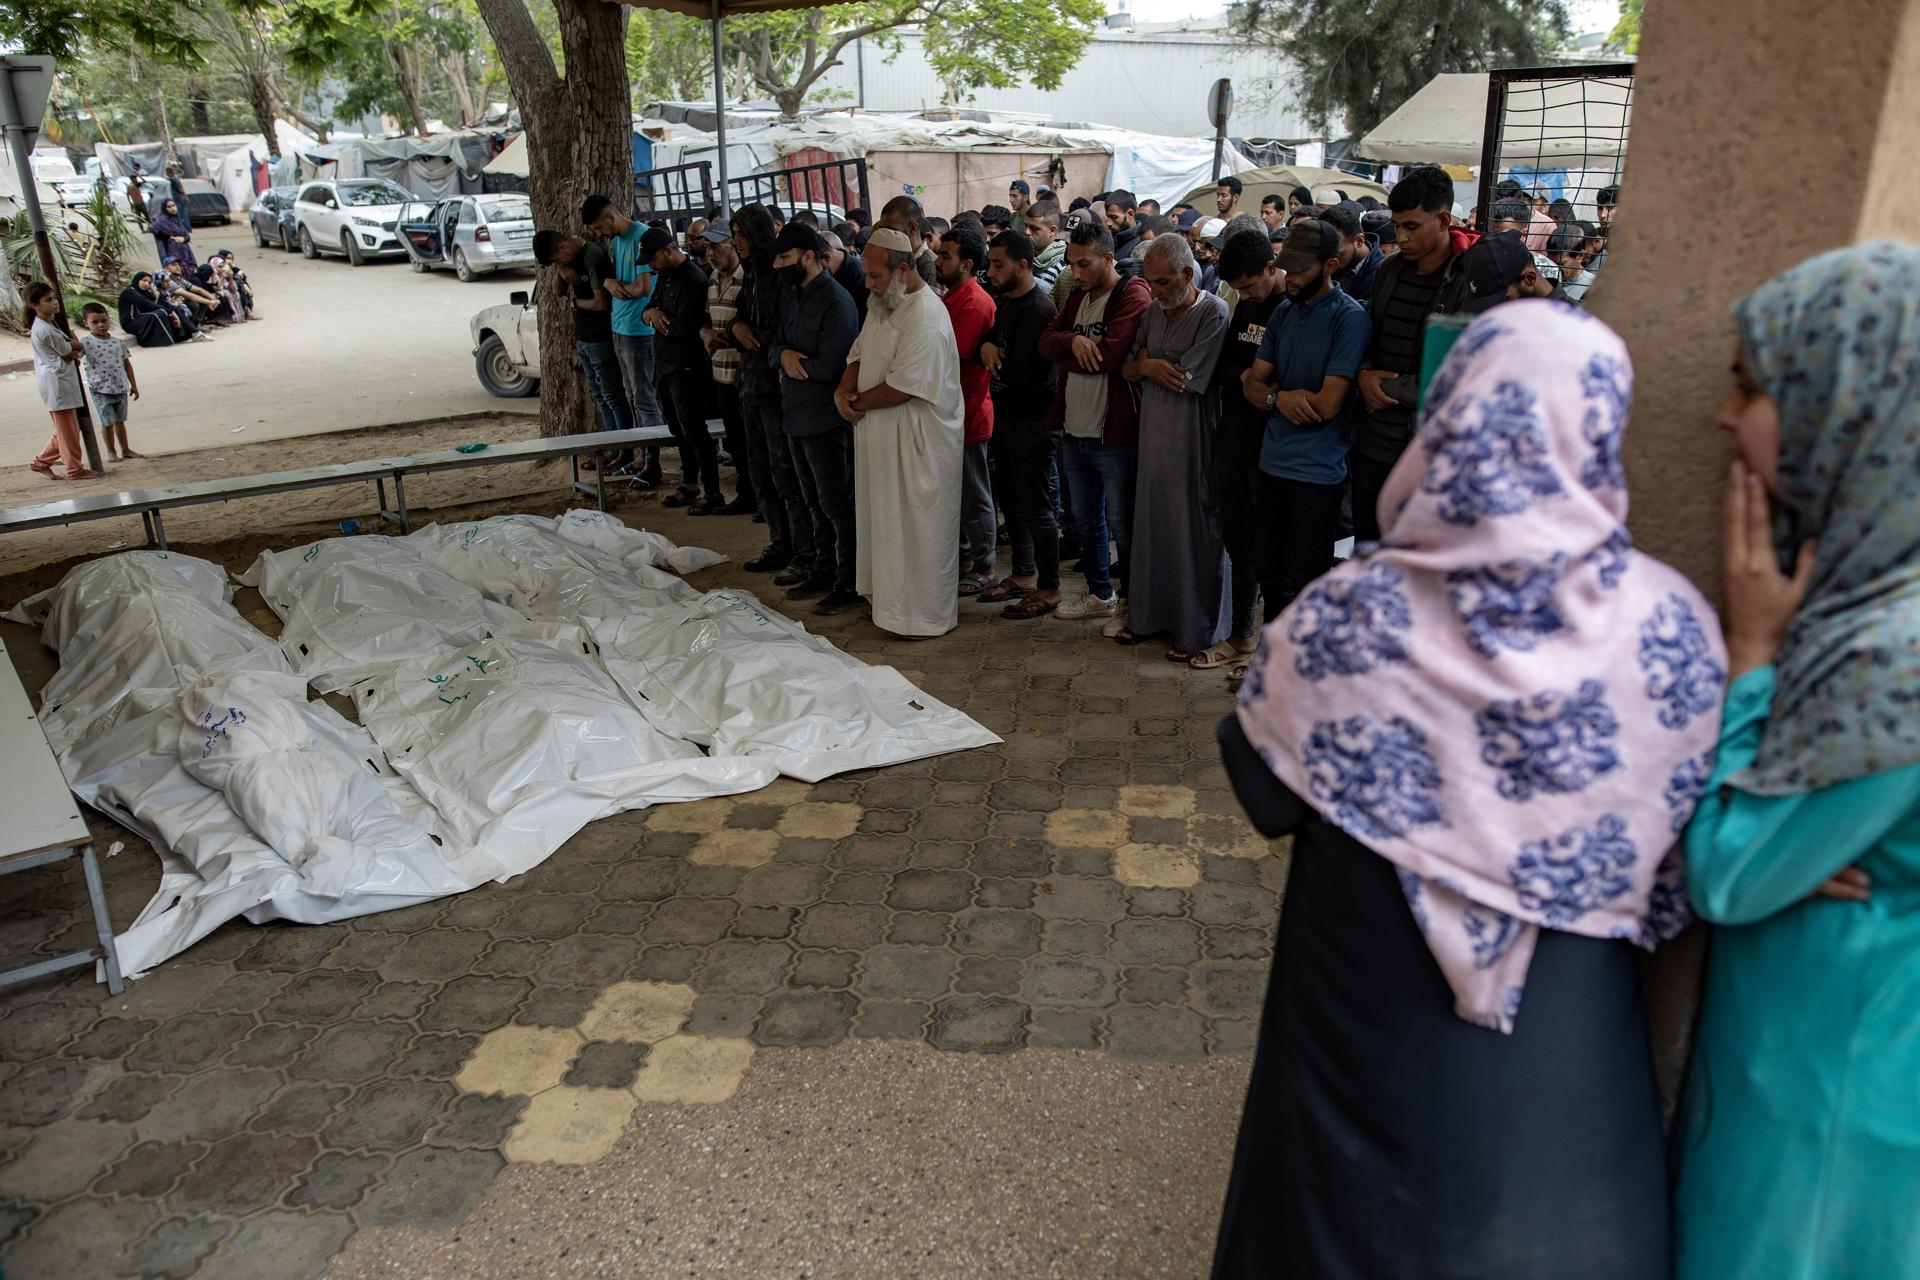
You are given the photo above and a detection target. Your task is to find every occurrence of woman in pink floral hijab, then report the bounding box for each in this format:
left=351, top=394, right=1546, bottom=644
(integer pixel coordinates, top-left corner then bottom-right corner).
left=1210, top=299, right=1725, bottom=1280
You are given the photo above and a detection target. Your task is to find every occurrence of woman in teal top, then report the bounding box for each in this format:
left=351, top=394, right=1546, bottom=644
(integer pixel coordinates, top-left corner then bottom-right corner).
left=1674, top=241, right=1920, bottom=1279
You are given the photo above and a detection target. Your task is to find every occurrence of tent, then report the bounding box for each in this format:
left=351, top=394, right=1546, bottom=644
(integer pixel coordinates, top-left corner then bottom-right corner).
left=93, top=122, right=315, bottom=212
left=485, top=124, right=665, bottom=179
left=1357, top=71, right=1633, bottom=169
left=1179, top=164, right=1388, bottom=212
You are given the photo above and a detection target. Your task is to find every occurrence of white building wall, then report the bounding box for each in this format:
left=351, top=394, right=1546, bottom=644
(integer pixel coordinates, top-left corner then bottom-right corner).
left=811, top=30, right=1319, bottom=142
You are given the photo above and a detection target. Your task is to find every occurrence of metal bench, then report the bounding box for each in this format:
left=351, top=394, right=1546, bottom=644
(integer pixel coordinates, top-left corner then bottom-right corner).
left=0, top=422, right=724, bottom=550
left=0, top=632, right=124, bottom=996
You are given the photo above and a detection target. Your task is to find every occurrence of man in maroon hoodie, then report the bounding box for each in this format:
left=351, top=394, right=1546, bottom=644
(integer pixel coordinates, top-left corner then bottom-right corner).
left=1038, top=218, right=1152, bottom=629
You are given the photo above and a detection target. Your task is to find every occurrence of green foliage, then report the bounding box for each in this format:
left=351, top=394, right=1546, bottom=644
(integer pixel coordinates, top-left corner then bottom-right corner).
left=921, top=0, right=1104, bottom=101
left=1, top=210, right=119, bottom=334
left=0, top=0, right=199, bottom=63
left=1240, top=0, right=1571, bottom=139
left=1606, top=0, right=1641, bottom=54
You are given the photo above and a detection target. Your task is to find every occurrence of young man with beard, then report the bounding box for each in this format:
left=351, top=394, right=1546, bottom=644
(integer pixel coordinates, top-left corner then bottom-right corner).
left=938, top=224, right=999, bottom=596
left=1104, top=189, right=1142, bottom=261
left=1038, top=218, right=1152, bottom=629
left=977, top=229, right=1062, bottom=619
left=1025, top=202, right=1066, bottom=291
left=1243, top=217, right=1371, bottom=620
left=1008, top=180, right=1032, bottom=216
left=1202, top=228, right=1286, bottom=679
left=1322, top=201, right=1383, bottom=304
left=532, top=229, right=631, bottom=454
left=1215, top=175, right=1243, bottom=219
left=640, top=225, right=725, bottom=512
left=878, top=194, right=941, bottom=289
left=584, top=194, right=666, bottom=483
left=698, top=223, right=756, bottom=514
left=770, top=223, right=863, bottom=614
left=730, top=204, right=813, bottom=576
left=834, top=228, right=966, bottom=638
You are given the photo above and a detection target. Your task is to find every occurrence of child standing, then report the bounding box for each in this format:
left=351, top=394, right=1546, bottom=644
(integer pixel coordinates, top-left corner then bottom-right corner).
left=26, top=282, right=100, bottom=481
left=79, top=302, right=142, bottom=462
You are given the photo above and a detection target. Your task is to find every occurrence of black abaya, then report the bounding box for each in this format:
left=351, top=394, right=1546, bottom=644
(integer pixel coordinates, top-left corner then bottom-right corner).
left=1210, top=714, right=1670, bottom=1280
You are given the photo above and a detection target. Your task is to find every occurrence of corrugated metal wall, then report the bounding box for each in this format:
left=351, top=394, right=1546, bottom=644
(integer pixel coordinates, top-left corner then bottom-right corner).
left=811, top=30, right=1318, bottom=141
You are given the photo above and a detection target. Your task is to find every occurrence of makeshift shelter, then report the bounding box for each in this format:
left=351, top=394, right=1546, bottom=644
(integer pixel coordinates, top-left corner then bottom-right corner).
left=1179, top=163, right=1388, bottom=211
left=1358, top=71, right=1633, bottom=169
left=305, top=131, right=507, bottom=199
left=93, top=123, right=314, bottom=213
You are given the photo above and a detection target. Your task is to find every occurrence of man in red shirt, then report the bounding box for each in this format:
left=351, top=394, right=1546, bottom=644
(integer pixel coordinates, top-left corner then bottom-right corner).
left=938, top=223, right=998, bottom=596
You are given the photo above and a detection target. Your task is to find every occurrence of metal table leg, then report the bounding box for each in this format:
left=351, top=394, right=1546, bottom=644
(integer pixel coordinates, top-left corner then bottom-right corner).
left=141, top=509, right=158, bottom=548
left=393, top=472, right=409, bottom=532
left=78, top=844, right=124, bottom=995
left=376, top=476, right=389, bottom=523
left=151, top=509, right=168, bottom=550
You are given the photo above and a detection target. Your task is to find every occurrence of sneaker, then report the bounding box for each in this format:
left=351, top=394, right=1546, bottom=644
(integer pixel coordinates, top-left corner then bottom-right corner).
left=784, top=575, right=833, bottom=601
left=813, top=588, right=865, bottom=616
left=1055, top=592, right=1117, bottom=620
left=743, top=546, right=791, bottom=573
left=190, top=332, right=213, bottom=342
left=773, top=563, right=815, bottom=587
left=1100, top=600, right=1131, bottom=638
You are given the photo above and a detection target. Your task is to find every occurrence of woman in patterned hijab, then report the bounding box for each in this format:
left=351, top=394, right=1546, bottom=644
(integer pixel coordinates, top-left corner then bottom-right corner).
left=1210, top=299, right=1725, bottom=1279
left=1673, top=240, right=1920, bottom=1280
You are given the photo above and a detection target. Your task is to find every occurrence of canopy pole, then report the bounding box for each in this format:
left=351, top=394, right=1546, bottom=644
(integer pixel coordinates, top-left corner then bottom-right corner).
left=710, top=3, right=730, bottom=218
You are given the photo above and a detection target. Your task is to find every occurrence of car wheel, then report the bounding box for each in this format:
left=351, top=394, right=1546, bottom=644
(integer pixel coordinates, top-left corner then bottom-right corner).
left=282, top=226, right=297, bottom=253
left=343, top=232, right=365, bottom=267
left=252, top=221, right=268, bottom=248
left=475, top=334, right=537, bottom=398
left=410, top=258, right=430, bottom=273
left=454, top=248, right=478, bottom=283
left=299, top=225, right=318, bottom=259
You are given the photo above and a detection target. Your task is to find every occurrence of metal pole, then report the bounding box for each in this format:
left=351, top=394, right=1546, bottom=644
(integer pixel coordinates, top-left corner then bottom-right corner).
left=1, top=63, right=104, bottom=473
left=1211, top=127, right=1225, bottom=184
left=710, top=3, right=731, bottom=218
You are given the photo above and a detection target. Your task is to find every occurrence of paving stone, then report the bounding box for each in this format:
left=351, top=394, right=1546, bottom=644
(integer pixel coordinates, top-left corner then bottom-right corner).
left=754, top=991, right=857, bottom=1047
left=417, top=976, right=531, bottom=1033
left=1126, top=887, right=1189, bottom=917
left=329, top=1079, right=458, bottom=1152
left=886, top=869, right=974, bottom=913
left=358, top=981, right=438, bottom=1023
left=683, top=993, right=763, bottom=1038
left=564, top=1040, right=650, bottom=1089
left=122, top=1220, right=233, bottom=1274
left=514, top=985, right=604, bottom=1030
left=774, top=836, right=836, bottom=864
left=1032, top=876, right=1124, bottom=922
left=690, top=829, right=781, bottom=867
left=1050, top=850, right=1113, bottom=880
left=601, top=858, right=688, bottom=902
left=1058, top=757, right=1129, bottom=786
left=174, top=1131, right=320, bottom=1214
left=1208, top=1018, right=1260, bottom=1056
left=136, top=1068, right=281, bottom=1144
left=1106, top=1004, right=1207, bottom=1063
left=7, top=1197, right=158, bottom=1280
left=856, top=807, right=913, bottom=834
left=1114, top=842, right=1202, bottom=888
left=473, top=939, right=548, bottom=977
left=793, top=903, right=889, bottom=951
left=232, top=925, right=344, bottom=972
left=323, top=930, right=410, bottom=972
left=1127, top=816, right=1190, bottom=845
left=193, top=1209, right=354, bottom=1280
left=357, top=1145, right=504, bottom=1229
left=988, top=779, right=1062, bottom=813
left=973, top=877, right=1035, bottom=910
left=630, top=945, right=702, bottom=983
left=264, top=971, right=378, bottom=1025
left=523, top=855, right=610, bottom=897
left=1027, top=1008, right=1104, bottom=1050
left=1121, top=966, right=1191, bottom=1006
left=905, top=838, right=972, bottom=869
left=378, top=929, right=492, bottom=983
left=932, top=751, right=1004, bottom=784
left=1023, top=956, right=1118, bottom=1008
left=289, top=1150, right=391, bottom=1210
left=125, top=1012, right=255, bottom=1074
left=649, top=799, right=732, bottom=834
left=884, top=913, right=950, bottom=947
left=250, top=1081, right=352, bottom=1136
left=1191, top=882, right=1277, bottom=929
left=954, top=955, right=1025, bottom=995
left=1203, top=927, right=1272, bottom=960
left=737, top=863, right=830, bottom=907
left=726, top=802, right=783, bottom=829
left=851, top=999, right=932, bottom=1040
left=631, top=1035, right=755, bottom=1104
left=492, top=896, right=598, bottom=941
left=79, top=1072, right=182, bottom=1124
left=94, top=1138, right=207, bottom=1199
left=1198, top=854, right=1262, bottom=885
left=858, top=776, right=924, bottom=810
left=430, top=1092, right=528, bottom=1150
left=293, top=1021, right=415, bottom=1083
left=824, top=871, right=892, bottom=904
left=0, top=1202, right=35, bottom=1246
left=61, top=1016, right=157, bottom=1062
left=390, top=1032, right=479, bottom=1080
left=368, top=899, right=447, bottom=933
left=697, top=940, right=794, bottom=994
left=730, top=906, right=797, bottom=939
left=454, top=1025, right=578, bottom=1096
left=971, top=838, right=1052, bottom=878
left=836, top=834, right=912, bottom=873
left=1112, top=917, right=1202, bottom=966
left=789, top=950, right=857, bottom=989
left=1195, top=962, right=1267, bottom=1017
left=439, top=894, right=510, bottom=930
left=857, top=945, right=956, bottom=999
left=0, top=1059, right=96, bottom=1126
left=584, top=902, right=654, bottom=936
left=504, top=1086, right=639, bottom=1164
left=682, top=863, right=748, bottom=898
left=952, top=909, right=1043, bottom=957
left=986, top=810, right=1047, bottom=840
left=928, top=996, right=1028, bottom=1054
left=645, top=897, right=738, bottom=945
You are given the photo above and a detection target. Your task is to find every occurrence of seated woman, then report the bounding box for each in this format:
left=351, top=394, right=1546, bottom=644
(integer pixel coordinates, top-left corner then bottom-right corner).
left=1211, top=300, right=1727, bottom=1279
left=1673, top=241, right=1920, bottom=1280
left=118, top=271, right=178, bottom=348
left=148, top=198, right=196, bottom=272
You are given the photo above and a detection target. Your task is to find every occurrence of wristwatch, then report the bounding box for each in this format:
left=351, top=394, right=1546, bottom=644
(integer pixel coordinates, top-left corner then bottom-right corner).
left=1263, top=389, right=1278, bottom=411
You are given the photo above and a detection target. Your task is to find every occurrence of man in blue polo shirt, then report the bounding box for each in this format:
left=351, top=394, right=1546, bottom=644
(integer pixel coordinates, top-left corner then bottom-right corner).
left=583, top=193, right=665, bottom=482
left=1242, top=216, right=1371, bottom=621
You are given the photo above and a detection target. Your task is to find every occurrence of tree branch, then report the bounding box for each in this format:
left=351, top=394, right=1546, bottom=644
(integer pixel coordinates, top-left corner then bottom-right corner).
left=472, top=0, right=562, bottom=106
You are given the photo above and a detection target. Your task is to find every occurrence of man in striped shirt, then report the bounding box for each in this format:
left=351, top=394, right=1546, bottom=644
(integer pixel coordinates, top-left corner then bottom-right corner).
left=1025, top=202, right=1065, bottom=292
left=700, top=223, right=756, bottom=515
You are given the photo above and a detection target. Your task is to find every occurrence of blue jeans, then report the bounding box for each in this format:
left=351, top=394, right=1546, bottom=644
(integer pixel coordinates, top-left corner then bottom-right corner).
left=1058, top=433, right=1136, bottom=600
left=613, top=332, right=665, bottom=429
left=576, top=340, right=632, bottom=434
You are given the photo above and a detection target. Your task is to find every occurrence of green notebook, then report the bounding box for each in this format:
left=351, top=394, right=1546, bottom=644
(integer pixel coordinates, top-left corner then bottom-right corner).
left=1418, top=314, right=1474, bottom=402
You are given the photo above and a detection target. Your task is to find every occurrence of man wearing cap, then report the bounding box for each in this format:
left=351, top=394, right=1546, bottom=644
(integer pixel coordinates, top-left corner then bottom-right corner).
left=698, top=222, right=755, bottom=516
left=1442, top=230, right=1542, bottom=314
left=1322, top=201, right=1383, bottom=304
left=769, top=222, right=863, bottom=614
left=1025, top=202, right=1065, bottom=292
left=638, top=226, right=724, bottom=512
left=1242, top=217, right=1371, bottom=621
left=1008, top=180, right=1031, bottom=217
left=937, top=223, right=999, bottom=596
left=835, top=227, right=966, bottom=638
left=821, top=230, right=868, bottom=321
left=1194, top=218, right=1227, bottom=293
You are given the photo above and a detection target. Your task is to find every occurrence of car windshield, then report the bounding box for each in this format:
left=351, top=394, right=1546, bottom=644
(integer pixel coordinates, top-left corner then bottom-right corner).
left=339, top=182, right=411, bottom=207
left=479, top=197, right=531, bottom=221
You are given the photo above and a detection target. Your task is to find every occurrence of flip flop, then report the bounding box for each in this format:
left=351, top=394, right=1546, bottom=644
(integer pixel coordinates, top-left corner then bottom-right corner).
left=30, top=462, right=55, bottom=478
left=1189, top=640, right=1252, bottom=670
left=1227, top=661, right=1252, bottom=686
left=660, top=487, right=702, bottom=508
left=1002, top=595, right=1058, bottom=620
left=1166, top=648, right=1196, bottom=663
left=957, top=571, right=993, bottom=597
left=977, top=578, right=1033, bottom=604
left=1110, top=628, right=1150, bottom=646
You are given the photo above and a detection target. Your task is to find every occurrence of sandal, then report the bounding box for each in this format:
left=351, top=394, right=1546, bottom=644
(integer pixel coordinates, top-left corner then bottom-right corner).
left=1002, top=595, right=1058, bottom=620
left=1110, top=628, right=1150, bottom=646
left=30, top=461, right=54, bottom=477
left=957, top=571, right=993, bottom=597
left=1189, top=640, right=1253, bottom=670
left=1227, top=661, right=1252, bottom=686
left=660, top=486, right=702, bottom=508
left=977, top=578, right=1034, bottom=604
left=687, top=497, right=725, bottom=516
left=1166, top=648, right=1196, bottom=663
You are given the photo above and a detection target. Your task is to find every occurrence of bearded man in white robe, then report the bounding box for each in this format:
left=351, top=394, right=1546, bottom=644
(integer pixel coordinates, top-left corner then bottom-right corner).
left=834, top=228, right=965, bottom=638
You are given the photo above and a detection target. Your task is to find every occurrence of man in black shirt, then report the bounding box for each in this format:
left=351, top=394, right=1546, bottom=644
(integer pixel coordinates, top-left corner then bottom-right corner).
left=533, top=229, right=632, bottom=468
left=978, top=229, right=1062, bottom=618
left=730, top=204, right=811, bottom=574
left=641, top=225, right=725, bottom=511
left=1210, top=229, right=1285, bottom=670
left=1104, top=189, right=1142, bottom=262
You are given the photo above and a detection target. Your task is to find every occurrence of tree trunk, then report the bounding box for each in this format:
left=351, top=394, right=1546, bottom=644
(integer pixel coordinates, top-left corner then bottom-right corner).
left=188, top=87, right=212, bottom=136
left=390, top=43, right=432, bottom=135
left=475, top=0, right=631, bottom=438
left=246, top=74, right=282, bottom=159
left=445, top=51, right=478, bottom=126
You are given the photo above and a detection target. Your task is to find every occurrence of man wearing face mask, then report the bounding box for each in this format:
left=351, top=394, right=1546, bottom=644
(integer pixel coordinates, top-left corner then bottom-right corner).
left=1242, top=217, right=1371, bottom=621
left=768, top=222, right=862, bottom=613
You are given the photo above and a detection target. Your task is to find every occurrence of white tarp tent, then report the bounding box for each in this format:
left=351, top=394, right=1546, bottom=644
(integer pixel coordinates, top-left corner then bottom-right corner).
left=93, top=121, right=315, bottom=212
left=1358, top=71, right=1633, bottom=170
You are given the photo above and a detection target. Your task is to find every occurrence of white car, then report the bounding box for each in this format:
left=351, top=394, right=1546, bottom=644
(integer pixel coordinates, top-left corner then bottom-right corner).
left=471, top=294, right=541, bottom=398
left=294, top=178, right=415, bottom=265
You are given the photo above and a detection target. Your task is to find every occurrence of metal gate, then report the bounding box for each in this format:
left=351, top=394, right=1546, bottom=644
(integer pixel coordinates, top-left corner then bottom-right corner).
left=632, top=156, right=871, bottom=226
left=1474, top=63, right=1634, bottom=232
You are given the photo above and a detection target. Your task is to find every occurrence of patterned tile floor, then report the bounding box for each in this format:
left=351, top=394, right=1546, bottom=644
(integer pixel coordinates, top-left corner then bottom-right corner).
left=0, top=494, right=1285, bottom=1278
